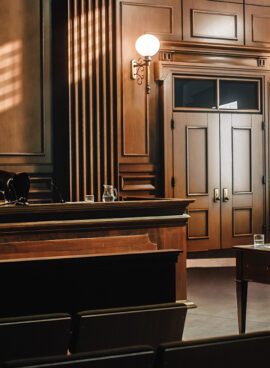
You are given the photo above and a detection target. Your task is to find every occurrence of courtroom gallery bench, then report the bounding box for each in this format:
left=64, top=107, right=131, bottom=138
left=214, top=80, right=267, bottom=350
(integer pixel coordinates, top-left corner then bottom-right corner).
left=0, top=249, right=191, bottom=364
left=4, top=331, right=270, bottom=368
left=0, top=231, right=191, bottom=365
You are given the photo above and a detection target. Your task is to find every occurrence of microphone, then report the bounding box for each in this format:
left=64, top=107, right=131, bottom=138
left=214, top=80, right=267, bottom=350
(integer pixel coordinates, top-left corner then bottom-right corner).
left=6, top=178, right=17, bottom=202
left=51, top=181, right=65, bottom=203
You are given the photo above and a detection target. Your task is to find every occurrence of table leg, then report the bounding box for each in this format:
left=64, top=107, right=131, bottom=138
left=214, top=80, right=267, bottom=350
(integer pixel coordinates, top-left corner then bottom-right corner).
left=236, top=279, right=248, bottom=333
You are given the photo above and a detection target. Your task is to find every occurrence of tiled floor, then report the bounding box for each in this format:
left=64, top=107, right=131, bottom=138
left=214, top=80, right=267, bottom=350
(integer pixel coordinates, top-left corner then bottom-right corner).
left=183, top=266, right=270, bottom=340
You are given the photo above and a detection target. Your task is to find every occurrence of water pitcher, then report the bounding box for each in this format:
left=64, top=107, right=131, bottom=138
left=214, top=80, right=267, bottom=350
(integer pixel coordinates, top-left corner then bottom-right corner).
left=102, top=184, right=117, bottom=202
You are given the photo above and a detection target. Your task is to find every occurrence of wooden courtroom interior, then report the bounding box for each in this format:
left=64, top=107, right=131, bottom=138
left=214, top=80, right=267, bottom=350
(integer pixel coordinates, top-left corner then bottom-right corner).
left=1, top=0, right=270, bottom=366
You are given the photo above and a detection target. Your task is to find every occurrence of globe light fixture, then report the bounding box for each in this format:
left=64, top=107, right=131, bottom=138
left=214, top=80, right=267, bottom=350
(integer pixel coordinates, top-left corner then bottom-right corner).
left=131, top=34, right=160, bottom=94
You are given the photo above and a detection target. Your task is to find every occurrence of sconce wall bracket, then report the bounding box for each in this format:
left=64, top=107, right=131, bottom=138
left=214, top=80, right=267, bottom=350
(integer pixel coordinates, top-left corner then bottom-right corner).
left=130, top=56, right=152, bottom=94
left=131, top=59, right=140, bottom=80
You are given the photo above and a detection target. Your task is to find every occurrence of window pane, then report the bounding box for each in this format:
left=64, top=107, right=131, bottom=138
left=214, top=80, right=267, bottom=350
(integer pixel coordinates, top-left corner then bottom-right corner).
left=219, top=80, right=259, bottom=110
left=174, top=78, right=216, bottom=109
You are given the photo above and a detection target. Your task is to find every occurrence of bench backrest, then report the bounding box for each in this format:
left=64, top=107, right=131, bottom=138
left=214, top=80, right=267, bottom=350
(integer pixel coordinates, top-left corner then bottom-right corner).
left=70, top=303, right=188, bottom=353
left=4, top=346, right=155, bottom=368
left=0, top=313, right=71, bottom=365
left=157, top=331, right=270, bottom=368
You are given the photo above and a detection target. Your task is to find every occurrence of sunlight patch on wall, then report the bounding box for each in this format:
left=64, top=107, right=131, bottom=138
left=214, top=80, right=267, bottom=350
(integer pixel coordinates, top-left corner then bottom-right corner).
left=69, top=13, right=89, bottom=84
left=0, top=40, right=22, bottom=113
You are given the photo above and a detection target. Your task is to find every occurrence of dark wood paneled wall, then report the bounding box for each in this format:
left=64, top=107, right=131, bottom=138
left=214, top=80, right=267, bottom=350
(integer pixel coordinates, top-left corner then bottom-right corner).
left=2, top=0, right=270, bottom=207
left=67, top=0, right=117, bottom=201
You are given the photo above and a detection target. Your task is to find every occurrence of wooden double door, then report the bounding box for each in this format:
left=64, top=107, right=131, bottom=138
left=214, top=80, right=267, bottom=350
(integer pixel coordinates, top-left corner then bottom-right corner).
left=172, top=112, right=264, bottom=251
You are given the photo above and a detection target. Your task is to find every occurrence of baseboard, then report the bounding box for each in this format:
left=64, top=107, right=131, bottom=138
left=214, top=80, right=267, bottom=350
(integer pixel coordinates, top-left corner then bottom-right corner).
left=187, top=257, right=236, bottom=268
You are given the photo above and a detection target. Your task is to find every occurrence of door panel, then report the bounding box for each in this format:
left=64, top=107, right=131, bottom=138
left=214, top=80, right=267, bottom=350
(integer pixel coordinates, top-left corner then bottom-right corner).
left=173, top=112, right=264, bottom=251
left=220, top=114, right=264, bottom=248
left=187, top=127, right=208, bottom=195
left=232, top=127, right=252, bottom=193
left=173, top=112, right=221, bottom=251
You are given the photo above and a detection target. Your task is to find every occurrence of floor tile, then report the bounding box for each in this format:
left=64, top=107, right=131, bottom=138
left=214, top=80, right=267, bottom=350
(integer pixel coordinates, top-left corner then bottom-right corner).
left=183, top=266, right=270, bottom=340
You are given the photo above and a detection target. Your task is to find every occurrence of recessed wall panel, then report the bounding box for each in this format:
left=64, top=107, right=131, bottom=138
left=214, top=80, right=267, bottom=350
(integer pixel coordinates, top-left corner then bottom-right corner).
left=252, top=16, right=270, bottom=44
left=183, top=0, right=244, bottom=45
left=246, top=0, right=270, bottom=6
left=121, top=2, right=174, bottom=157
left=0, top=0, right=43, bottom=154
left=232, top=128, right=252, bottom=193
left=233, top=208, right=252, bottom=236
left=188, top=210, right=209, bottom=239
left=187, top=127, right=208, bottom=195
left=246, top=5, right=270, bottom=46
left=192, top=10, right=237, bottom=40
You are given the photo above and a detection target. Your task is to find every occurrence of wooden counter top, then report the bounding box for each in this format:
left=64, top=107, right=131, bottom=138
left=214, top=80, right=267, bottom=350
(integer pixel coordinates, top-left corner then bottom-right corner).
left=0, top=198, right=194, bottom=223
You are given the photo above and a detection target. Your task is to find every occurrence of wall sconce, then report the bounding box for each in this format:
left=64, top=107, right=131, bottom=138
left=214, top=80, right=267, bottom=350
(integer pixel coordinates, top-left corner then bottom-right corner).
left=131, top=34, right=160, bottom=94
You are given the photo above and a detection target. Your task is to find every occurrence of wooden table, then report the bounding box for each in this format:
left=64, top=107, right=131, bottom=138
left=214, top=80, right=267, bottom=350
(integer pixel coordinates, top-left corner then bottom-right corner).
left=234, top=245, right=270, bottom=333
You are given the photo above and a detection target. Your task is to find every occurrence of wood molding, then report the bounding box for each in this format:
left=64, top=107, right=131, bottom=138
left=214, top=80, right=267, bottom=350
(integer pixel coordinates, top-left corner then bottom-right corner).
left=159, top=40, right=270, bottom=54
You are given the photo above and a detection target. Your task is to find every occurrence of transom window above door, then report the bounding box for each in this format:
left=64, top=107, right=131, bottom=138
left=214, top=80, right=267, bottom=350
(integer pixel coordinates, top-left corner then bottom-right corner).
left=173, top=76, right=261, bottom=113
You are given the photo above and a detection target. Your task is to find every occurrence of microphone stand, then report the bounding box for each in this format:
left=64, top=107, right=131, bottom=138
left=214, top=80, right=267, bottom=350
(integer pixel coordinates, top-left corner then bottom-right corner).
left=51, top=181, right=65, bottom=203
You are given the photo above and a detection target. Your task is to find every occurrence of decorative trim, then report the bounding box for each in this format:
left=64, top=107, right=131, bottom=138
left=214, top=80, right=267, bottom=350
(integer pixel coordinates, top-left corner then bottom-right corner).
left=257, top=57, right=267, bottom=67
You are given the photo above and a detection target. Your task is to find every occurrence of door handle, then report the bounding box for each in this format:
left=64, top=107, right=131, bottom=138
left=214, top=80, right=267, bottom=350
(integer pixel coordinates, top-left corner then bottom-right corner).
left=223, top=188, right=229, bottom=202
left=214, top=188, right=220, bottom=202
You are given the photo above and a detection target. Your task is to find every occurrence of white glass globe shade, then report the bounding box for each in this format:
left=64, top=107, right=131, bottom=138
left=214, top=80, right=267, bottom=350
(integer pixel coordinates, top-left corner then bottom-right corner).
left=135, top=34, right=160, bottom=57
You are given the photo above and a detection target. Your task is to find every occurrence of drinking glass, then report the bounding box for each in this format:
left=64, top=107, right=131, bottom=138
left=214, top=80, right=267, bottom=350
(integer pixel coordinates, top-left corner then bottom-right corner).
left=254, top=234, right=264, bottom=248
left=85, top=194, right=95, bottom=202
